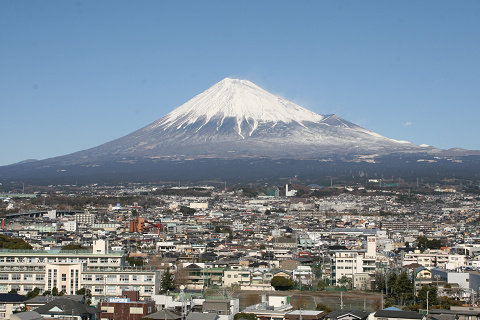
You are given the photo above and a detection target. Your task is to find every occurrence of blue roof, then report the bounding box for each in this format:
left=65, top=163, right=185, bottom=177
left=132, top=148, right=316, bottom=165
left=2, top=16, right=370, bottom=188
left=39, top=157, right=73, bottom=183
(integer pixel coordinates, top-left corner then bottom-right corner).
left=384, top=307, right=402, bottom=311
left=0, top=293, right=28, bottom=302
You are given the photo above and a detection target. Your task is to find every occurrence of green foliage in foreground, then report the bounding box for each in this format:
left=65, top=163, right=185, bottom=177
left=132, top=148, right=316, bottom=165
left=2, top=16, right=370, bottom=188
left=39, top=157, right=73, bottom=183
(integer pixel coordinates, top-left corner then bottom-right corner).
left=0, top=234, right=32, bottom=249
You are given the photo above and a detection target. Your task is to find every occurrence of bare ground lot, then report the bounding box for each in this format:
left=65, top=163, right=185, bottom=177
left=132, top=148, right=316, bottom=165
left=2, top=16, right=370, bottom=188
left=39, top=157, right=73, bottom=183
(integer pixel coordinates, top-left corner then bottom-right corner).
left=226, top=290, right=383, bottom=312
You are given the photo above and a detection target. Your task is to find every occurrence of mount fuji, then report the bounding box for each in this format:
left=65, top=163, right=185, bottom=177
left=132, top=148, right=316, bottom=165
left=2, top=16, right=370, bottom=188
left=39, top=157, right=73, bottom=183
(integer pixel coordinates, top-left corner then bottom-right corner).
left=2, top=78, right=478, bottom=183
left=57, top=78, right=430, bottom=162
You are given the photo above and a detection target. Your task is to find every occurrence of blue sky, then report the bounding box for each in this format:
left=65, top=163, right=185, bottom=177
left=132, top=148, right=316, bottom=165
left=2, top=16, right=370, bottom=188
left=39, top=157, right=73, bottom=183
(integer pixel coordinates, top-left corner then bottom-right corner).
left=1, top=1, right=479, bottom=166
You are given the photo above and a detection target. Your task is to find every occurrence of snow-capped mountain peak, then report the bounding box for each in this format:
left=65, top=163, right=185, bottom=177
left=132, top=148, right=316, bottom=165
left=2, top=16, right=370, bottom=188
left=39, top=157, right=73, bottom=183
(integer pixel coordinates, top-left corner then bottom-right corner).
left=66, top=77, right=428, bottom=161
left=154, top=78, right=325, bottom=132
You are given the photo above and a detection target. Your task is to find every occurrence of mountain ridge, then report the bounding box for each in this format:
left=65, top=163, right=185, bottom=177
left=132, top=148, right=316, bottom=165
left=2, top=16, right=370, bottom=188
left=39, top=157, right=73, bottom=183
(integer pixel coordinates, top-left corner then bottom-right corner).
left=2, top=78, right=479, bottom=183
left=57, top=77, right=429, bottom=163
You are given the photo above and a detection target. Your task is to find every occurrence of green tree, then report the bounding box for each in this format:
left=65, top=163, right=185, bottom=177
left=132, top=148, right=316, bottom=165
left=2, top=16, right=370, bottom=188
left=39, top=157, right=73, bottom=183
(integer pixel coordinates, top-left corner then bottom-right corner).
left=26, top=287, right=41, bottom=298
left=126, top=256, right=144, bottom=267
left=387, top=272, right=398, bottom=295
left=179, top=206, right=196, bottom=216
left=337, top=276, right=352, bottom=289
left=393, top=271, right=414, bottom=306
left=76, top=288, right=92, bottom=305
left=271, top=276, right=294, bottom=290
left=0, top=234, right=32, bottom=249
left=160, top=267, right=176, bottom=294
left=438, top=296, right=463, bottom=309
left=417, top=285, right=438, bottom=309
left=417, top=236, right=442, bottom=250
left=317, top=279, right=326, bottom=291
left=234, top=313, right=258, bottom=320
left=315, top=303, right=333, bottom=314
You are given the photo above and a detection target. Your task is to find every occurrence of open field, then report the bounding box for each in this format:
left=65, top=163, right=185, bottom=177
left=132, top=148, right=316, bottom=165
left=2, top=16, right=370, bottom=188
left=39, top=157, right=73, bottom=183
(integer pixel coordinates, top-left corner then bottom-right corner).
left=229, top=290, right=383, bottom=312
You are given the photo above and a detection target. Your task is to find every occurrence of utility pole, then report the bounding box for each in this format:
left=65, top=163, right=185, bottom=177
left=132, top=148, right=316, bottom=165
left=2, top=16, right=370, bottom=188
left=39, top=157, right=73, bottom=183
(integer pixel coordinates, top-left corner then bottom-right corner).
left=427, top=290, right=429, bottom=315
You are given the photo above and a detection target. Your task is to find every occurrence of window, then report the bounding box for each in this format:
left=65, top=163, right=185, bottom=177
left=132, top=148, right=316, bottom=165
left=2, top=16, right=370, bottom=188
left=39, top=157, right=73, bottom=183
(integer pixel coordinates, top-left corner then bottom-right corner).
left=83, top=275, right=92, bottom=281
left=107, top=286, right=116, bottom=293
left=132, top=275, right=138, bottom=282
left=95, top=275, right=104, bottom=281
left=95, top=287, right=104, bottom=294
left=12, top=274, right=21, bottom=281
left=36, top=274, right=45, bottom=281
left=24, top=274, right=33, bottom=281
left=62, top=274, right=67, bottom=281
left=102, top=306, right=114, bottom=313
left=107, top=275, right=117, bottom=282
left=100, top=258, right=108, bottom=264
left=144, top=286, right=153, bottom=293
left=61, top=285, right=66, bottom=293
left=10, top=285, right=20, bottom=292
left=5, top=257, right=14, bottom=263
left=120, top=275, right=129, bottom=282
left=130, top=307, right=143, bottom=314
left=90, top=258, right=98, bottom=264
left=0, top=275, right=8, bottom=281
left=145, top=275, right=153, bottom=282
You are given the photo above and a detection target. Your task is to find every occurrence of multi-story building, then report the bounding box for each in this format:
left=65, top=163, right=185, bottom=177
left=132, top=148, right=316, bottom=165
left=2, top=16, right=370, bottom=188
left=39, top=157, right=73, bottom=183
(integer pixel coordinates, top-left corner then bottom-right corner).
left=329, top=237, right=376, bottom=288
left=222, top=265, right=251, bottom=287
left=292, top=266, right=313, bottom=287
left=74, top=210, right=95, bottom=226
left=98, top=290, right=156, bottom=320
left=63, top=220, right=77, bottom=232
left=0, top=240, right=160, bottom=304
left=401, top=250, right=467, bottom=270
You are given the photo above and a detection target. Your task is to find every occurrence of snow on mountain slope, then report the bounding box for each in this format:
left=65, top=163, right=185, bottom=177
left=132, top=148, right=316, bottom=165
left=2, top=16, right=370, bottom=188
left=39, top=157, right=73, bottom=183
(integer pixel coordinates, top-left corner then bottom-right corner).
left=158, top=78, right=323, bottom=125
left=57, top=78, right=431, bottom=162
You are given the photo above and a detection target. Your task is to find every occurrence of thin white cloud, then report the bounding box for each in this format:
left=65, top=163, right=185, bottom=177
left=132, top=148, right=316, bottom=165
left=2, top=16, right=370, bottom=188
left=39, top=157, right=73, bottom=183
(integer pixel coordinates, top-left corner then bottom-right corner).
left=405, top=121, right=413, bottom=127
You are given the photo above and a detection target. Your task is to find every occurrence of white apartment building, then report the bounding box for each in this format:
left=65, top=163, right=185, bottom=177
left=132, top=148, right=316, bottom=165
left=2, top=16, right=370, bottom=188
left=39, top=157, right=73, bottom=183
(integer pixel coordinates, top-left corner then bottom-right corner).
left=63, top=220, right=77, bottom=232
left=402, top=250, right=467, bottom=270
left=223, top=265, right=251, bottom=287
left=330, top=236, right=377, bottom=287
left=74, top=210, right=95, bottom=226
left=0, top=240, right=160, bottom=304
left=292, top=266, right=313, bottom=286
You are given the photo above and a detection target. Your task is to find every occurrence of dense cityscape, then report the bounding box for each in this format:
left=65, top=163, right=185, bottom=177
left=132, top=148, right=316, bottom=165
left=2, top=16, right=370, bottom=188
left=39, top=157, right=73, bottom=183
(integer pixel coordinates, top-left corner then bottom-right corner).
left=0, top=179, right=479, bottom=320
